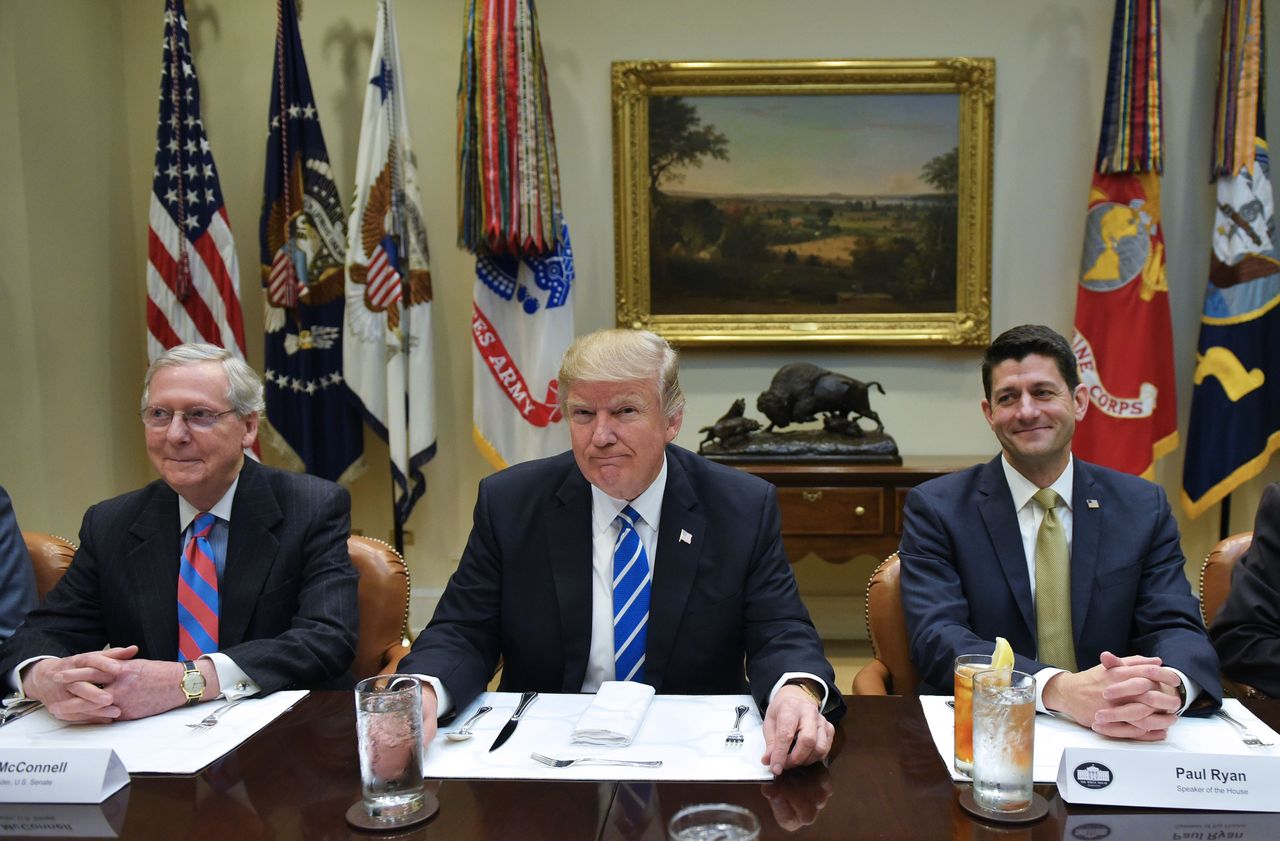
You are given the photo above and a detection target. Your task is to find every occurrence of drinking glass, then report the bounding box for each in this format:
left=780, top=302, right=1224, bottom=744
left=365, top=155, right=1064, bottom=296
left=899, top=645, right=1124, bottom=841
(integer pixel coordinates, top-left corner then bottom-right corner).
left=668, top=803, right=760, bottom=841
left=971, top=669, right=1035, bottom=813
left=355, top=675, right=426, bottom=821
left=952, top=653, right=991, bottom=775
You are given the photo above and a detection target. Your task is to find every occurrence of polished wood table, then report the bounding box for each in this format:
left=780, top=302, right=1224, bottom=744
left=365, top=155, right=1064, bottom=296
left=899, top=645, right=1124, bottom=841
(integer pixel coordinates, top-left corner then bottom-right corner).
left=56, top=694, right=1280, bottom=840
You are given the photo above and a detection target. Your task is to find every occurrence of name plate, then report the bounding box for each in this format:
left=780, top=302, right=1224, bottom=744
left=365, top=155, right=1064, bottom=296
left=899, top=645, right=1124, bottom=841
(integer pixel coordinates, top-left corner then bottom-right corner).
left=1057, top=747, right=1280, bottom=812
left=0, top=750, right=128, bottom=804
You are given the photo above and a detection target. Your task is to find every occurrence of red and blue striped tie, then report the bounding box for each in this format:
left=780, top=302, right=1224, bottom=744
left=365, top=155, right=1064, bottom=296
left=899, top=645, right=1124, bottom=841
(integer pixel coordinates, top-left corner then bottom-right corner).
left=178, top=512, right=219, bottom=659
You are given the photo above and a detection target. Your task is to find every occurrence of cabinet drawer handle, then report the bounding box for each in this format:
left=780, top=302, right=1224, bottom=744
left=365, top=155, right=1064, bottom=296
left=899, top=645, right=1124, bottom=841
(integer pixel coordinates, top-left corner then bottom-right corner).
left=854, top=505, right=866, bottom=517
left=801, top=490, right=823, bottom=503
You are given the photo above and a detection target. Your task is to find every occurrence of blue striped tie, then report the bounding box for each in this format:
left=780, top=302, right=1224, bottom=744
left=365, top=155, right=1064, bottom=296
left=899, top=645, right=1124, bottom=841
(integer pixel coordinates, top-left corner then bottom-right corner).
left=612, top=506, right=651, bottom=683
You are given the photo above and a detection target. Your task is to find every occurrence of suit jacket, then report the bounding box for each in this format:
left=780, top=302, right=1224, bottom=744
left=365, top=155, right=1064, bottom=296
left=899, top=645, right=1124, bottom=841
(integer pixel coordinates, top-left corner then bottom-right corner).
left=899, top=455, right=1221, bottom=704
left=1210, top=482, right=1280, bottom=697
left=400, top=444, right=844, bottom=720
left=0, top=459, right=358, bottom=692
left=0, top=485, right=37, bottom=641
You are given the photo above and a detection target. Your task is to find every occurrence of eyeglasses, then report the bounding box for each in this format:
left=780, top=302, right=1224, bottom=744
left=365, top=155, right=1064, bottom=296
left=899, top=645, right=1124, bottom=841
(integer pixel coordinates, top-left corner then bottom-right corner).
left=140, top=406, right=237, bottom=430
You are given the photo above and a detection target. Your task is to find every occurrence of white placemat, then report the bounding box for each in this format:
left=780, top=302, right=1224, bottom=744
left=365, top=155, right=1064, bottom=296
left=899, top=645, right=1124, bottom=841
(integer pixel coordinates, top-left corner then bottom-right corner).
left=425, top=692, right=771, bottom=781
left=0, top=690, right=308, bottom=775
left=920, top=695, right=1280, bottom=783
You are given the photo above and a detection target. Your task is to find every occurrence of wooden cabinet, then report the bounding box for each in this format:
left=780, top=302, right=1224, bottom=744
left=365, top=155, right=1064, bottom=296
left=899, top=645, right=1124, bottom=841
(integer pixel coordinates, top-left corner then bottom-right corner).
left=721, top=458, right=971, bottom=565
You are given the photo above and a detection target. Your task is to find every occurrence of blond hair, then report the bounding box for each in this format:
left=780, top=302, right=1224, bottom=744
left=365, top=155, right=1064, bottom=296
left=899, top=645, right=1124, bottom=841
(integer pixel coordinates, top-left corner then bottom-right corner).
left=558, top=329, right=684, bottom=421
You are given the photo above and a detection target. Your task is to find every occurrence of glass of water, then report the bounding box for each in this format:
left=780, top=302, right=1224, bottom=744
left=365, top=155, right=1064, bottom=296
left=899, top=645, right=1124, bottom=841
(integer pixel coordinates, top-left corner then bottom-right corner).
left=668, top=803, right=760, bottom=841
left=971, top=669, right=1035, bottom=813
left=355, top=675, right=426, bottom=822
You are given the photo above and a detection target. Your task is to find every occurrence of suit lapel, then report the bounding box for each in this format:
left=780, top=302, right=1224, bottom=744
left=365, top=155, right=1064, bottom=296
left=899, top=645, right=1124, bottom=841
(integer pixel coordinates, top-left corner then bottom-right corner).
left=645, top=450, right=706, bottom=692
left=977, top=456, right=1036, bottom=636
left=548, top=465, right=594, bottom=692
left=1069, top=459, right=1101, bottom=643
left=220, top=460, right=282, bottom=647
left=124, top=484, right=182, bottom=660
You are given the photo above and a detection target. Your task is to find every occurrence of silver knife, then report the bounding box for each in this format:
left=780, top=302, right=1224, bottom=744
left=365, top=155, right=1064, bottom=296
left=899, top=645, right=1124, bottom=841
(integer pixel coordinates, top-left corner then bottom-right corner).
left=0, top=700, right=42, bottom=727
left=488, top=691, right=538, bottom=752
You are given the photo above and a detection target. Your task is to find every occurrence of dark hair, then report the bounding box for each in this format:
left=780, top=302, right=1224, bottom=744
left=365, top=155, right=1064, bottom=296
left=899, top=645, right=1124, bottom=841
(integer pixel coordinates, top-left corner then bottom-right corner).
left=981, top=325, right=1080, bottom=399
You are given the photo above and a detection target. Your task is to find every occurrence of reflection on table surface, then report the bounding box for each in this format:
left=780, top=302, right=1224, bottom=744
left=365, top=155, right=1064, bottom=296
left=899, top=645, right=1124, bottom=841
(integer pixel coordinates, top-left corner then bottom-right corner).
left=20, top=693, right=1279, bottom=841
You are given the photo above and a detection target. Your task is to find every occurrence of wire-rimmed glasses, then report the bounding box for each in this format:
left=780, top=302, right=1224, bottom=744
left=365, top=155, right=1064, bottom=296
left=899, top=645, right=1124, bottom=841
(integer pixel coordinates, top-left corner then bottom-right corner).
left=140, top=406, right=236, bottom=430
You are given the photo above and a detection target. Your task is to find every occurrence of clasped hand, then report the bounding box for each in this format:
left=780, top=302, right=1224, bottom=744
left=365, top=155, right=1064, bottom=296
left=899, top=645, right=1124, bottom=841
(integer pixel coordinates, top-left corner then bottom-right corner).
left=1044, top=651, right=1182, bottom=741
left=21, top=645, right=199, bottom=723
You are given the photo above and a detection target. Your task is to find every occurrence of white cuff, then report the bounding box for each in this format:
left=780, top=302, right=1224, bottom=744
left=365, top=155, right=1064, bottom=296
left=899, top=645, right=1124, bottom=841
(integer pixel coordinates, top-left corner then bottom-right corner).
left=203, top=653, right=259, bottom=700
left=1033, top=666, right=1066, bottom=714
left=410, top=674, right=451, bottom=718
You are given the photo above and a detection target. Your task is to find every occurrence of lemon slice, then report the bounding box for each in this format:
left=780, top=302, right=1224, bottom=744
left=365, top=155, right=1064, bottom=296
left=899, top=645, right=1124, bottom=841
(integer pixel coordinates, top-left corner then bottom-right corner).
left=991, top=636, right=1015, bottom=671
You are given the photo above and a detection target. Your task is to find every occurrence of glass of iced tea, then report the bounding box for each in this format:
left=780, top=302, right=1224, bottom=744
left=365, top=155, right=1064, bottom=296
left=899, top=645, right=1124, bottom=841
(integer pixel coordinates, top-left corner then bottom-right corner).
left=952, top=654, right=991, bottom=776
left=971, top=669, right=1035, bottom=813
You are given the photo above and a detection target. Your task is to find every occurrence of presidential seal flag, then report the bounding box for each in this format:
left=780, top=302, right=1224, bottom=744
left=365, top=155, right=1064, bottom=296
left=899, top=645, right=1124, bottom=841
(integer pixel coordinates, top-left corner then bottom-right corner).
left=146, top=0, right=248, bottom=364
left=1182, top=0, right=1280, bottom=518
left=343, top=0, right=436, bottom=526
left=459, top=0, right=574, bottom=469
left=1071, top=0, right=1178, bottom=479
left=259, top=0, right=362, bottom=483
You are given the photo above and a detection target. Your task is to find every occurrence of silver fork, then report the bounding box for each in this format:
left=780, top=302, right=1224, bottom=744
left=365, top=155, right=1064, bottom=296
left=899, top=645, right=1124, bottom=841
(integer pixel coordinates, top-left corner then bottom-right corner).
left=187, top=699, right=244, bottom=731
left=531, top=752, right=662, bottom=768
left=1215, top=709, right=1275, bottom=747
left=725, top=704, right=749, bottom=747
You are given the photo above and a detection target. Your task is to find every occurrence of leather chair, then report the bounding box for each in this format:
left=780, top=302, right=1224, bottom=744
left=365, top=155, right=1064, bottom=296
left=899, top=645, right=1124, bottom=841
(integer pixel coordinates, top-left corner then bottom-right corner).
left=1199, top=531, right=1267, bottom=699
left=851, top=552, right=919, bottom=695
left=22, top=531, right=76, bottom=603
left=347, top=535, right=413, bottom=679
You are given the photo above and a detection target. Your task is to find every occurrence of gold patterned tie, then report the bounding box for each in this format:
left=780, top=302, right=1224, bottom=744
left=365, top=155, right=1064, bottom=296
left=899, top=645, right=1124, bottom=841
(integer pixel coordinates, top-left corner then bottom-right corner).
left=1033, top=489, right=1077, bottom=671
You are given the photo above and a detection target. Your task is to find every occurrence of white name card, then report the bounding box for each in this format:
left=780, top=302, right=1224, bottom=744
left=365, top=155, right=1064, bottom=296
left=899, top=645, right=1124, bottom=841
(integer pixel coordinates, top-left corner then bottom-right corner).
left=0, top=750, right=128, bottom=805
left=1057, top=747, right=1280, bottom=812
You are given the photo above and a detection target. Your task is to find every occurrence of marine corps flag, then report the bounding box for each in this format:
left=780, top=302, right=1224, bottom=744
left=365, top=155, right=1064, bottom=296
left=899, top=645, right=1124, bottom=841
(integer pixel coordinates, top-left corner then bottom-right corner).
left=1071, top=0, right=1178, bottom=479
left=1182, top=0, right=1280, bottom=518
left=343, top=0, right=437, bottom=526
left=259, top=0, right=362, bottom=483
left=460, top=0, right=575, bottom=469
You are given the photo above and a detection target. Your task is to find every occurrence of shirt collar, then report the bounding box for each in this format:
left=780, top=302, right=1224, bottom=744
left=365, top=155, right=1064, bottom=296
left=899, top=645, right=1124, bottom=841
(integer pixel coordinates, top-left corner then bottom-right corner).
left=590, top=456, right=668, bottom=537
left=1001, top=453, right=1073, bottom=513
left=178, top=474, right=240, bottom=533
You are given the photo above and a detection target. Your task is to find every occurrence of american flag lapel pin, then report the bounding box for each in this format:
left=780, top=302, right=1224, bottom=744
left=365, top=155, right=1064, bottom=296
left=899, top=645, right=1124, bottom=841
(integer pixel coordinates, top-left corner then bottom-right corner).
left=1086, top=499, right=1100, bottom=509
left=679, top=529, right=693, bottom=545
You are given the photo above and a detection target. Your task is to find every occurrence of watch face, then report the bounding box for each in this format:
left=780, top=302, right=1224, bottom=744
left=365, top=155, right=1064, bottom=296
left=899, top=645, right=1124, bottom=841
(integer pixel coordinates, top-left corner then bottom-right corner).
left=182, top=671, right=205, bottom=695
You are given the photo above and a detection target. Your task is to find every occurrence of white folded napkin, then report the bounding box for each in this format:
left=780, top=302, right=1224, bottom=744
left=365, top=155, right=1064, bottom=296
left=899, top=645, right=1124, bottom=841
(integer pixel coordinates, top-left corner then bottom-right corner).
left=570, top=681, right=656, bottom=746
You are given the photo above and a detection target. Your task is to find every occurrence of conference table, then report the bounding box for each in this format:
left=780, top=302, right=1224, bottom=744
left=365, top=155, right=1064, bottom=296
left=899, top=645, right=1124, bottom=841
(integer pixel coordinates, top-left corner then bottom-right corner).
left=22, top=694, right=1280, bottom=840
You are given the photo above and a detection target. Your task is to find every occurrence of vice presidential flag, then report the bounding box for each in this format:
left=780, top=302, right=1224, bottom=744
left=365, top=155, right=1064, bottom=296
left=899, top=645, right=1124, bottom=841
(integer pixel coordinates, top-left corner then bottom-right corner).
left=1182, top=0, right=1280, bottom=518
left=146, top=0, right=248, bottom=363
left=259, top=0, right=362, bottom=483
left=344, top=0, right=436, bottom=525
left=460, top=0, right=574, bottom=469
left=1071, top=0, right=1178, bottom=479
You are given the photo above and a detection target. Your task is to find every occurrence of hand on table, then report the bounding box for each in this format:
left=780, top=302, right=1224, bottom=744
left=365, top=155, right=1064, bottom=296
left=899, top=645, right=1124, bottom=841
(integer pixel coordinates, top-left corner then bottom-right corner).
left=21, top=645, right=138, bottom=723
left=1043, top=651, right=1182, bottom=741
left=761, top=684, right=833, bottom=775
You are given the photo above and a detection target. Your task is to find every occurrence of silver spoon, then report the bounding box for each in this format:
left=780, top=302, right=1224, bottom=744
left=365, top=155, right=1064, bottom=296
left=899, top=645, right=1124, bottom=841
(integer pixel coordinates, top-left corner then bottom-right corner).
left=446, top=705, right=493, bottom=741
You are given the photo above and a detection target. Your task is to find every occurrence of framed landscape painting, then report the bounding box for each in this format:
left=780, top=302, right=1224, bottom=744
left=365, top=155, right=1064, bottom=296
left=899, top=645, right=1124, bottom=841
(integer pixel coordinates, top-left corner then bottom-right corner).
left=611, top=58, right=994, bottom=346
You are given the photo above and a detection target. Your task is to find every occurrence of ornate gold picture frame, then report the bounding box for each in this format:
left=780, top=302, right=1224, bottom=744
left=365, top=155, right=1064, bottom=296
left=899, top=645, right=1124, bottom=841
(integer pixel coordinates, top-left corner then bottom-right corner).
left=612, top=58, right=994, bottom=346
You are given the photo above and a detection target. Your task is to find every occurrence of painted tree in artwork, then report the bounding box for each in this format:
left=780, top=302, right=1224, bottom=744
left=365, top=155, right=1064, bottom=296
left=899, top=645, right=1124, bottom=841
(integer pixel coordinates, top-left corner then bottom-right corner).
left=648, top=97, right=729, bottom=194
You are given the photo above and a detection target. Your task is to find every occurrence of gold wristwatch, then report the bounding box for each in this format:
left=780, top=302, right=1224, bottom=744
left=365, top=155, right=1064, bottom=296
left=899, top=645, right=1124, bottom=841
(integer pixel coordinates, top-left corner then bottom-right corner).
left=180, top=660, right=205, bottom=705
left=784, top=678, right=824, bottom=708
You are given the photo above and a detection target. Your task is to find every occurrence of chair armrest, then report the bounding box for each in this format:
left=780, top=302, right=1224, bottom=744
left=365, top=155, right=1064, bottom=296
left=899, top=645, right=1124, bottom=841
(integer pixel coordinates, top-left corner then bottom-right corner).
left=852, top=659, right=892, bottom=696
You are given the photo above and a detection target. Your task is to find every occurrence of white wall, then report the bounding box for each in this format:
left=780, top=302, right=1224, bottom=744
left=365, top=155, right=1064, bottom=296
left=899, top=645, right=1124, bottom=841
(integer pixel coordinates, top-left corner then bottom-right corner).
left=2, top=0, right=1278, bottom=626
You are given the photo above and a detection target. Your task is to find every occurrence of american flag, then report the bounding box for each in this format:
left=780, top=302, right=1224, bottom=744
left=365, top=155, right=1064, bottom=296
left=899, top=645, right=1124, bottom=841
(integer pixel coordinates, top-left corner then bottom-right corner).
left=146, top=0, right=248, bottom=362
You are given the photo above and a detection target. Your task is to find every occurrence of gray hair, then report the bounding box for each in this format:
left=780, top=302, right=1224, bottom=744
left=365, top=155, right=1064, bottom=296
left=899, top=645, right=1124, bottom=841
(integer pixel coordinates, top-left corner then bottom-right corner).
left=558, top=329, right=685, bottom=421
left=141, top=343, right=265, bottom=417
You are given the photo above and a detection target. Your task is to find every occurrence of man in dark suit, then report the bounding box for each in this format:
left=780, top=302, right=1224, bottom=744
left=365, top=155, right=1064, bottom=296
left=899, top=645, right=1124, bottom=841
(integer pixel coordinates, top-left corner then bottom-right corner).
left=1211, top=482, right=1280, bottom=697
left=900, top=325, right=1220, bottom=741
left=401, top=329, right=843, bottom=774
left=0, top=344, right=357, bottom=722
left=0, top=484, right=38, bottom=641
